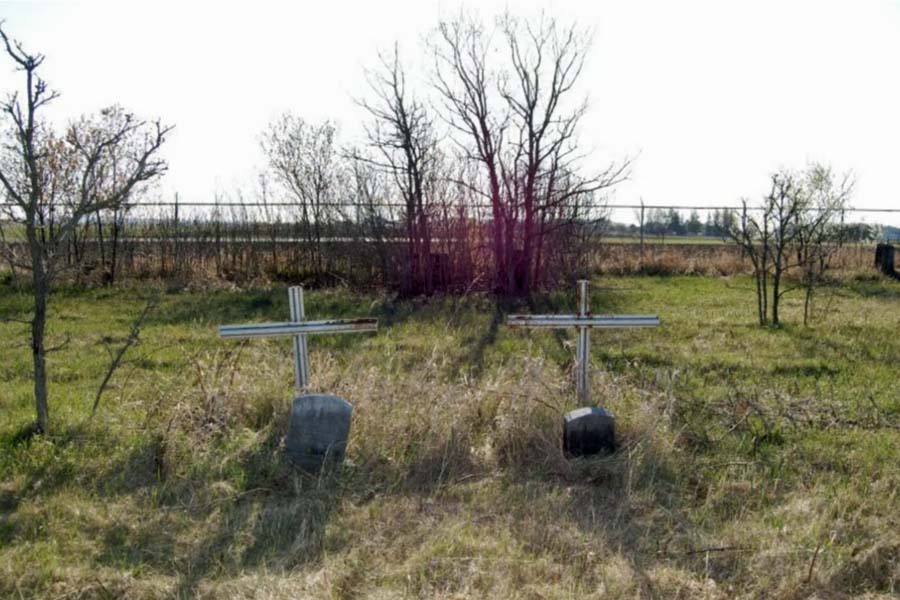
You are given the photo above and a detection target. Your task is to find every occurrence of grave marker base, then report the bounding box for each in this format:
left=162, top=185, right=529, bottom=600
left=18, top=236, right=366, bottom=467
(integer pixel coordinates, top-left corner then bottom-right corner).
left=286, top=394, right=353, bottom=472
left=563, top=406, right=616, bottom=457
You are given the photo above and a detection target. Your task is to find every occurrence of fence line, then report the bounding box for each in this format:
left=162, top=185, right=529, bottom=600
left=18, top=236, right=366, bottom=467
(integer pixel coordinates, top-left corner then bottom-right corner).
left=0, top=195, right=893, bottom=291
left=2, top=201, right=900, bottom=213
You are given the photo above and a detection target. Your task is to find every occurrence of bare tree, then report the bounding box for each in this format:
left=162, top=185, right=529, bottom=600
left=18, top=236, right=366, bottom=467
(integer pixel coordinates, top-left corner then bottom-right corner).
left=727, top=165, right=851, bottom=327
left=729, top=197, right=771, bottom=325
left=433, top=14, right=509, bottom=293
left=0, top=23, right=171, bottom=433
left=433, top=12, right=626, bottom=296
left=356, top=45, right=437, bottom=295
left=795, top=165, right=853, bottom=325
left=728, top=174, right=801, bottom=326
left=765, top=173, right=802, bottom=326
left=262, top=114, right=341, bottom=279
left=80, top=105, right=150, bottom=284
left=348, top=152, right=395, bottom=287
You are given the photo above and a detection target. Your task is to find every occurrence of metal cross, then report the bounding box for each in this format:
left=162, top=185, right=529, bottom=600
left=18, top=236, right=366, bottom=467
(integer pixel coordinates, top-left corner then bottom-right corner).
left=507, top=280, right=659, bottom=405
left=219, top=286, right=378, bottom=392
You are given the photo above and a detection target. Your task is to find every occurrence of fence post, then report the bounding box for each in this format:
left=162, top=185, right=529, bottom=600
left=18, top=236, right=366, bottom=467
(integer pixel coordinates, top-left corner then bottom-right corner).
left=639, top=198, right=645, bottom=265
left=173, top=193, right=181, bottom=276
left=740, top=204, right=748, bottom=260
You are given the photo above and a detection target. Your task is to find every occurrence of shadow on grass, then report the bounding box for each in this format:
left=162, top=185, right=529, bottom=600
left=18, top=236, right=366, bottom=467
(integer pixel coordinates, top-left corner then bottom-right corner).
left=87, top=408, right=482, bottom=593
left=158, top=424, right=483, bottom=597
left=457, top=303, right=503, bottom=378
left=847, top=278, right=900, bottom=300
left=526, top=284, right=637, bottom=316
left=0, top=415, right=344, bottom=591
left=481, top=407, right=764, bottom=593
left=80, top=424, right=348, bottom=597
left=146, top=288, right=286, bottom=327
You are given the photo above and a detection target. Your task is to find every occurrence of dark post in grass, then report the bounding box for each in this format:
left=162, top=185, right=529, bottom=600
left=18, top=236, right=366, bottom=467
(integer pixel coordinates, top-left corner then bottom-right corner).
left=875, top=244, right=897, bottom=280
left=219, top=286, right=377, bottom=471
left=507, top=280, right=659, bottom=457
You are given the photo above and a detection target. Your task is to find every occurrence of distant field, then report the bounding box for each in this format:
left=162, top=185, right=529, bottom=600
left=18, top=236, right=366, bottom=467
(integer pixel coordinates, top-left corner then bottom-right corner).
left=1, top=276, right=899, bottom=598
left=604, top=234, right=727, bottom=245
left=0, top=224, right=728, bottom=246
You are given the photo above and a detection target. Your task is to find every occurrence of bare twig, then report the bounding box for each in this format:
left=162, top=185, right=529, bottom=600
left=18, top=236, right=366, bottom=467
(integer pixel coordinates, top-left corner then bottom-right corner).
left=805, top=541, right=823, bottom=584
left=91, top=296, right=158, bottom=415
left=44, top=333, right=71, bottom=353
left=657, top=545, right=753, bottom=558
left=0, top=314, right=31, bottom=325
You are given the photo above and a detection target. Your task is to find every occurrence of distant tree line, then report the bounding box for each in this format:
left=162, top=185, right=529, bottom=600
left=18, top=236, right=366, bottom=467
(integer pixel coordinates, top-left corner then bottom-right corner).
left=603, top=208, right=736, bottom=238
left=602, top=207, right=881, bottom=243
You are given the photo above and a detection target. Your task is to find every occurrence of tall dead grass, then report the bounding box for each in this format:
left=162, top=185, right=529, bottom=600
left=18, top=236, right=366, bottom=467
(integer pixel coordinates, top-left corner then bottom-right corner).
left=593, top=243, right=877, bottom=278
left=4, top=287, right=898, bottom=599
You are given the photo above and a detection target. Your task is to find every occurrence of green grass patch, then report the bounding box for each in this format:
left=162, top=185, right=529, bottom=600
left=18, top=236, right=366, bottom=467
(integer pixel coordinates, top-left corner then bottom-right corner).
left=1, top=276, right=899, bottom=598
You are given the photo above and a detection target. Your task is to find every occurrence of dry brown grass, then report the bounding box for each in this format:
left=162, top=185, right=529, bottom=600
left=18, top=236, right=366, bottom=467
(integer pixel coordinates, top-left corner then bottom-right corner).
left=85, top=347, right=894, bottom=599
left=592, top=242, right=876, bottom=278
left=1, top=276, right=898, bottom=598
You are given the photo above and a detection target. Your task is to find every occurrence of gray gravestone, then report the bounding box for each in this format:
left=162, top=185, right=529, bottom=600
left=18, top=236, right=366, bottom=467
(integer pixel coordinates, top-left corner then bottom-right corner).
left=218, top=287, right=377, bottom=471
left=563, top=406, right=616, bottom=457
left=508, top=281, right=657, bottom=458
left=286, top=394, right=353, bottom=472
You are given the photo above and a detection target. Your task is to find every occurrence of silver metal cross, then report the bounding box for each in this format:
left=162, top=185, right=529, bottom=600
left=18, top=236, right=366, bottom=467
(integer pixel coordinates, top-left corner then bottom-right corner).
left=219, top=286, right=378, bottom=392
left=507, top=280, right=659, bottom=405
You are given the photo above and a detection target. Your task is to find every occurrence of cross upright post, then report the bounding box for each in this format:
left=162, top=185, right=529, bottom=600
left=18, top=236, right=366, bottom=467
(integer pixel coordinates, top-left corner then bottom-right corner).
left=575, top=279, right=590, bottom=404
left=288, top=286, right=310, bottom=391
left=508, top=279, right=659, bottom=406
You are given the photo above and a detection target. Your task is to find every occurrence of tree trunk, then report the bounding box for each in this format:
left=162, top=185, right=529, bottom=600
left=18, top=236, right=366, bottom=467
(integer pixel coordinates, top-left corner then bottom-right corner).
left=314, top=208, right=323, bottom=277
left=109, top=210, right=122, bottom=285
left=421, top=211, right=433, bottom=295
left=521, top=194, right=535, bottom=297
left=771, top=265, right=781, bottom=326
left=27, top=224, right=49, bottom=433
left=754, top=267, right=764, bottom=326
left=803, top=283, right=813, bottom=326
left=760, top=239, right=768, bottom=325
left=95, top=211, right=106, bottom=281
left=488, top=172, right=505, bottom=295
left=403, top=195, right=417, bottom=296
left=503, top=212, right=516, bottom=295
left=532, top=217, right=547, bottom=290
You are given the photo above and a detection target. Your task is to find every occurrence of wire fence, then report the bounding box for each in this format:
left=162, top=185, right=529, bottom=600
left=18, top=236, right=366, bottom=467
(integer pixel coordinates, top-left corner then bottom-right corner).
left=4, top=200, right=897, bottom=212
left=0, top=197, right=894, bottom=291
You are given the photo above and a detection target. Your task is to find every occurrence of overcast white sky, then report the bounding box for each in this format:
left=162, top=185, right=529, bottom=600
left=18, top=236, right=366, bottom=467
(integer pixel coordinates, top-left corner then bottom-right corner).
left=1, top=0, right=898, bottom=224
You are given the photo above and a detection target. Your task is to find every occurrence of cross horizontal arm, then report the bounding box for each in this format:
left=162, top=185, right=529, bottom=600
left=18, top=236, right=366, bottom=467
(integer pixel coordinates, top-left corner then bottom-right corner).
left=219, top=318, right=378, bottom=339
left=507, top=315, right=660, bottom=329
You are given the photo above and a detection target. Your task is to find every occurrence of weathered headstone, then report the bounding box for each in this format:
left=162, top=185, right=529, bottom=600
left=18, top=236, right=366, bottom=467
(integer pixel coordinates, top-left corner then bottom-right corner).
left=508, top=280, right=659, bottom=457
left=563, top=406, right=616, bottom=456
left=219, top=286, right=377, bottom=472
left=287, top=394, right=353, bottom=471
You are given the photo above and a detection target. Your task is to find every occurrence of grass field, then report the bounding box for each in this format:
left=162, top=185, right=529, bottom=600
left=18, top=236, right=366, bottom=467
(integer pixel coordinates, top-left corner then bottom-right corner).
left=1, top=275, right=899, bottom=599
left=602, top=235, right=726, bottom=245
